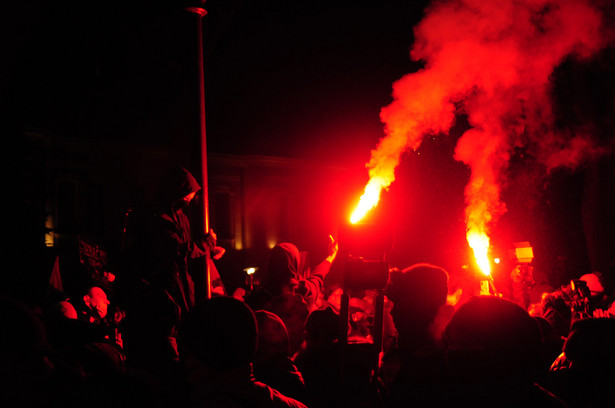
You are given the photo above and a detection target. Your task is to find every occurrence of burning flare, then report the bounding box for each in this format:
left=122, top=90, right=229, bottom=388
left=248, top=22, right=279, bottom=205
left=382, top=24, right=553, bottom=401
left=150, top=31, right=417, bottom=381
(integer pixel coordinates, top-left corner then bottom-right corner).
left=467, top=230, right=491, bottom=276
left=350, top=177, right=386, bottom=223
left=351, top=0, right=613, bottom=254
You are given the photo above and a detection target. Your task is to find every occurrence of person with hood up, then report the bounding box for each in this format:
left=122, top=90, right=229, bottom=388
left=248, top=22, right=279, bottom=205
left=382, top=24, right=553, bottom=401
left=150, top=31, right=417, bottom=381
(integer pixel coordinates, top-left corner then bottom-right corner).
left=245, top=239, right=338, bottom=311
left=243, top=238, right=338, bottom=355
left=121, top=167, right=224, bottom=318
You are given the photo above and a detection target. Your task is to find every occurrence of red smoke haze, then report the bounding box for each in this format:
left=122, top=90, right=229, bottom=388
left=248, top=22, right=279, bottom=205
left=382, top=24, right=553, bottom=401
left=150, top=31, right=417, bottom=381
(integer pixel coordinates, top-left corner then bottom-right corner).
left=360, top=0, right=615, bottom=265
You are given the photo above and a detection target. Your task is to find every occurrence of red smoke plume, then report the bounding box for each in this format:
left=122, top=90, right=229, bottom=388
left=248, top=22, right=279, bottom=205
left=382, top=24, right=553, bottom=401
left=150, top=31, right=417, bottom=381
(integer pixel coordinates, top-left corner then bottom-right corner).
left=355, top=0, right=614, bottom=270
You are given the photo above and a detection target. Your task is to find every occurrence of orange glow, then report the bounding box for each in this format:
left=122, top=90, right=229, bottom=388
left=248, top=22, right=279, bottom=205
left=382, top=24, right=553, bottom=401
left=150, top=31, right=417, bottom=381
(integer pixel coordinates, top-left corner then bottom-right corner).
left=467, top=229, right=491, bottom=276
left=447, top=287, right=463, bottom=306
left=45, top=213, right=55, bottom=247
left=350, top=177, right=387, bottom=223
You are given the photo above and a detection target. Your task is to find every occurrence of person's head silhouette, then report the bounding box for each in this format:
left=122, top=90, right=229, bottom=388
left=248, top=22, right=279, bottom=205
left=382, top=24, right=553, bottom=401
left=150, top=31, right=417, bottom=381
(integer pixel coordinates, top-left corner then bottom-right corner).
left=177, top=296, right=257, bottom=376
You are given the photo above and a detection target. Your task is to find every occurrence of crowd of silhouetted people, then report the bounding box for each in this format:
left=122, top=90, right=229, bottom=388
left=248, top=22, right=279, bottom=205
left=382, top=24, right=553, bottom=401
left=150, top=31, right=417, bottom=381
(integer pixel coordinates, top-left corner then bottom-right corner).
left=4, top=169, right=615, bottom=407
left=2, top=245, right=615, bottom=408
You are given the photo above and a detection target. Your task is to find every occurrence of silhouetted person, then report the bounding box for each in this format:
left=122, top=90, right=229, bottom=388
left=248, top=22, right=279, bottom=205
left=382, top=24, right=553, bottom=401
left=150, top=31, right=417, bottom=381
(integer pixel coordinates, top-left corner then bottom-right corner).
left=547, top=317, right=615, bottom=408
left=534, top=271, right=615, bottom=342
left=347, top=296, right=375, bottom=343
left=120, top=167, right=223, bottom=318
left=0, top=296, right=55, bottom=407
left=177, top=296, right=307, bottom=408
left=244, top=238, right=338, bottom=355
left=577, top=272, right=615, bottom=313
left=294, top=306, right=343, bottom=408
left=26, top=284, right=125, bottom=381
left=535, top=289, right=573, bottom=340
left=0, top=296, right=90, bottom=407
left=381, top=263, right=451, bottom=407
left=253, top=310, right=306, bottom=402
left=62, top=369, right=175, bottom=408
left=532, top=315, right=565, bottom=386
left=442, top=295, right=567, bottom=408
left=121, top=290, right=184, bottom=395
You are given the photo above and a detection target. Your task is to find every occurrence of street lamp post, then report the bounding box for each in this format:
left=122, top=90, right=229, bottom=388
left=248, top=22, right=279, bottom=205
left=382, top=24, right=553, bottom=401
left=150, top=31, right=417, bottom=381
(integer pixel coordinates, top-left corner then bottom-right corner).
left=185, top=1, right=211, bottom=300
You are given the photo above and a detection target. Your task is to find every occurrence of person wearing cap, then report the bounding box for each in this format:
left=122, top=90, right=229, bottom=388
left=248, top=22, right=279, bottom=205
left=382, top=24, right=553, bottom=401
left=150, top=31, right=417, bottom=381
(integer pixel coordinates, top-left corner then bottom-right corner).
left=381, top=263, right=451, bottom=407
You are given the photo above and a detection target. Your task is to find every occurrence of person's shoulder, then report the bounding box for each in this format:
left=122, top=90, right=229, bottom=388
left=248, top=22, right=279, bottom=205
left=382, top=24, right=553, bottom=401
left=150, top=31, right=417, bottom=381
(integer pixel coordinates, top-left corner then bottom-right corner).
left=146, top=210, right=181, bottom=232
left=264, top=293, right=310, bottom=319
left=252, top=381, right=308, bottom=408
left=243, top=289, right=273, bottom=311
left=524, top=383, right=569, bottom=408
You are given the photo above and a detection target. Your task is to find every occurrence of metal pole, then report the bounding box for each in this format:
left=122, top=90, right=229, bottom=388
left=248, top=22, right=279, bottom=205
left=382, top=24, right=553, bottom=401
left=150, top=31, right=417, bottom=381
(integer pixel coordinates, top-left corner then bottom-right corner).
left=372, top=291, right=384, bottom=367
left=186, top=2, right=211, bottom=300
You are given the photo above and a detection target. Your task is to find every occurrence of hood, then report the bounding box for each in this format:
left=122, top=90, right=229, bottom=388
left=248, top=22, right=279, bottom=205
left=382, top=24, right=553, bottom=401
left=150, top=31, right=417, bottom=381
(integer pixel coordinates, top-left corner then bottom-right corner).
left=153, top=167, right=201, bottom=208
left=263, top=243, right=301, bottom=291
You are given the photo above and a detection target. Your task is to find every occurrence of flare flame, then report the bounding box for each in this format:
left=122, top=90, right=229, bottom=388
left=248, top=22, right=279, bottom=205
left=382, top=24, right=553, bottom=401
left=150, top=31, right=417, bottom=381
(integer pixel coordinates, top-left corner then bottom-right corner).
left=350, top=0, right=613, bottom=255
left=467, top=230, right=491, bottom=276
left=350, top=177, right=386, bottom=224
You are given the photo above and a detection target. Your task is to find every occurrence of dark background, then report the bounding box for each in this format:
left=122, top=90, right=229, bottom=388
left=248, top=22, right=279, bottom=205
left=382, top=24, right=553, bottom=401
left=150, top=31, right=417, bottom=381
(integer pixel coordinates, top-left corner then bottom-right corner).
left=3, top=0, right=428, bottom=161
left=4, top=0, right=615, bottom=299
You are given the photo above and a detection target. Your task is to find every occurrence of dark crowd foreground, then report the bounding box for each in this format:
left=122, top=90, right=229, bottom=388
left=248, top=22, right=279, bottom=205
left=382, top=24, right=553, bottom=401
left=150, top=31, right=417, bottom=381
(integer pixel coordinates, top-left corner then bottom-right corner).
left=2, top=255, right=615, bottom=408
left=3, top=169, right=615, bottom=408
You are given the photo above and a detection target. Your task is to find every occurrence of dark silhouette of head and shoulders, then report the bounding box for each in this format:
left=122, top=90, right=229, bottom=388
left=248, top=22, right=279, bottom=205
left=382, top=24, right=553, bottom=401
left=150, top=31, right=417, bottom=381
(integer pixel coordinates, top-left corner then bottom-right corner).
left=177, top=296, right=307, bottom=408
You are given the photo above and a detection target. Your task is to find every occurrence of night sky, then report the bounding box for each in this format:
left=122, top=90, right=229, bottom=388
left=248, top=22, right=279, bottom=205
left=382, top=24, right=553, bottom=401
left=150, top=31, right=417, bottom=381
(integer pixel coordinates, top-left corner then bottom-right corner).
left=5, top=0, right=615, bottom=292
left=5, top=0, right=429, bottom=166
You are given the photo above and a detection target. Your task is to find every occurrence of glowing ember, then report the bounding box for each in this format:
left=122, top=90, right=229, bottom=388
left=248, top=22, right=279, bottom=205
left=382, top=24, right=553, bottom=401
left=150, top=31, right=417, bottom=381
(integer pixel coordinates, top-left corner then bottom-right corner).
left=467, top=230, right=491, bottom=276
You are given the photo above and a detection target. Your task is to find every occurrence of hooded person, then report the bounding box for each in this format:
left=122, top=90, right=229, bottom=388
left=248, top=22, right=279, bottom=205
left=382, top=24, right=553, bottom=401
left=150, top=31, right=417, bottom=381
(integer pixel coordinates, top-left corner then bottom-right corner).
left=120, top=167, right=223, bottom=318
left=252, top=310, right=306, bottom=402
left=243, top=239, right=338, bottom=355
left=246, top=240, right=338, bottom=312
